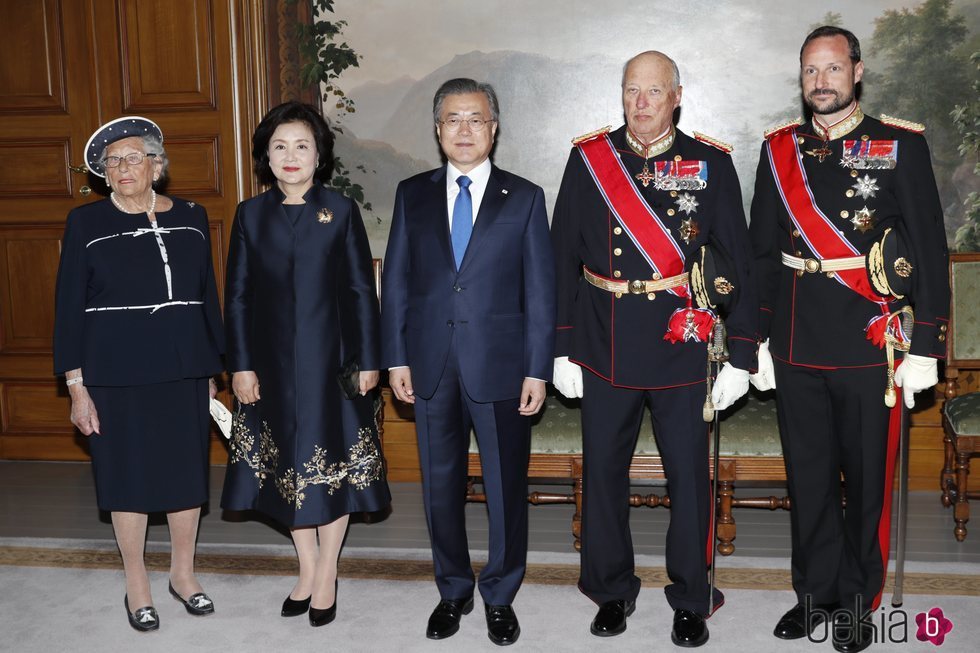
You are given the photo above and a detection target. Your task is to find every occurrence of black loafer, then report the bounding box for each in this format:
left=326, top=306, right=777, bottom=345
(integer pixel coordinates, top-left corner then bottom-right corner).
left=124, top=595, right=159, bottom=632
left=832, top=612, right=873, bottom=652
left=281, top=594, right=311, bottom=617
left=485, top=604, right=520, bottom=646
left=168, top=582, right=214, bottom=616
left=774, top=602, right=838, bottom=639
left=590, top=599, right=636, bottom=637
left=426, top=597, right=474, bottom=639
left=671, top=609, right=709, bottom=648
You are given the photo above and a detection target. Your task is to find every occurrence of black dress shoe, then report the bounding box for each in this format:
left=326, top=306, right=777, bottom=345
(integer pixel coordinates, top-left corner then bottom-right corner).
left=832, top=612, right=874, bottom=653
left=309, top=580, right=338, bottom=627
left=485, top=604, right=520, bottom=646
left=426, top=597, right=474, bottom=639
left=168, top=582, right=214, bottom=616
left=774, top=602, right=838, bottom=639
left=671, top=609, right=709, bottom=648
left=124, top=595, right=159, bottom=632
left=590, top=599, right=636, bottom=637
left=281, top=593, right=311, bottom=617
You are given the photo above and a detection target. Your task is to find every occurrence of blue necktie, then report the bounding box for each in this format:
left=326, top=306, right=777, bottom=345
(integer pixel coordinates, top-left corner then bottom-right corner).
left=451, top=175, right=473, bottom=269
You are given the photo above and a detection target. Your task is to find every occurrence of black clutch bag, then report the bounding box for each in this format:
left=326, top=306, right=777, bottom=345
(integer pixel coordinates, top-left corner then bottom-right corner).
left=337, top=357, right=360, bottom=400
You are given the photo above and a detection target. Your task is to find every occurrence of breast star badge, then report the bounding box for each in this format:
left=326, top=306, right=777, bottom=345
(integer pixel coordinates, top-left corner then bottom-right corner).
left=850, top=206, right=876, bottom=233
left=678, top=217, right=700, bottom=244
left=851, top=174, right=880, bottom=200
left=675, top=192, right=699, bottom=215
left=317, top=208, right=333, bottom=224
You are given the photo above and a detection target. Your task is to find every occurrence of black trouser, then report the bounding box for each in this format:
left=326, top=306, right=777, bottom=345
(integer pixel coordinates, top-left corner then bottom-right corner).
left=578, top=371, right=719, bottom=615
left=774, top=360, right=897, bottom=615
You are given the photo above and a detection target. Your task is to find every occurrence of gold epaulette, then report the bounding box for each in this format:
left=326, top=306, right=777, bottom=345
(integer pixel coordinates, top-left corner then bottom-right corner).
left=693, top=131, right=733, bottom=153
left=763, top=118, right=803, bottom=139
left=880, top=114, right=925, bottom=134
left=571, top=125, right=612, bottom=145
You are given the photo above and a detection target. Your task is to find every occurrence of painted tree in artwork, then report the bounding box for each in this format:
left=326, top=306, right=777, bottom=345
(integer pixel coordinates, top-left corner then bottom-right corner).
left=951, top=52, right=980, bottom=252
left=290, top=0, right=372, bottom=211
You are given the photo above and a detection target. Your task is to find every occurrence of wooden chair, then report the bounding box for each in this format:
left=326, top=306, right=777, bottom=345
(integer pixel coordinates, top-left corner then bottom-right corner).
left=941, top=252, right=980, bottom=540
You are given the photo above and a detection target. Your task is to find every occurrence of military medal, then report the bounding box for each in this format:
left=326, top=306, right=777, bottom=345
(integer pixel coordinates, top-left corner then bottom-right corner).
left=678, top=216, right=700, bottom=244
left=841, top=139, right=898, bottom=169
left=317, top=208, right=333, bottom=223
left=653, top=160, right=708, bottom=192
left=805, top=141, right=833, bottom=162
left=851, top=174, right=880, bottom=200
left=635, top=162, right=656, bottom=188
left=850, top=206, right=875, bottom=233
left=675, top=192, right=699, bottom=215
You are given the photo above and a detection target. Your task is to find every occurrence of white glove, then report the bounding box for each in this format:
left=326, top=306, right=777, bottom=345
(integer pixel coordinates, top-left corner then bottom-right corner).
left=711, top=363, right=750, bottom=411
left=894, top=353, right=938, bottom=409
left=553, top=356, right=584, bottom=399
left=750, top=339, right=776, bottom=391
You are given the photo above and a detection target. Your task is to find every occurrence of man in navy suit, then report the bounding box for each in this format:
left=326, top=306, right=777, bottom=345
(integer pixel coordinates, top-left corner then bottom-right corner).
left=381, top=78, right=556, bottom=646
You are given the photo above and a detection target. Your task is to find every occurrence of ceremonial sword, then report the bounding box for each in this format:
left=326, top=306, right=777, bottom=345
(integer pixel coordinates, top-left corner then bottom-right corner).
left=885, top=307, right=914, bottom=608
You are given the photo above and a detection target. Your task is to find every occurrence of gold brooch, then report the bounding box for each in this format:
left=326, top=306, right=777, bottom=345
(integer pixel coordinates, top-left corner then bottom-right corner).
left=894, top=257, right=913, bottom=278
left=714, top=277, right=734, bottom=295
left=317, top=208, right=333, bottom=224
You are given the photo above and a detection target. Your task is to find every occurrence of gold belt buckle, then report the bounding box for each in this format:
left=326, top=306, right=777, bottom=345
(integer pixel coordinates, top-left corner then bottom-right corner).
left=628, top=279, right=647, bottom=294
left=803, top=258, right=821, bottom=274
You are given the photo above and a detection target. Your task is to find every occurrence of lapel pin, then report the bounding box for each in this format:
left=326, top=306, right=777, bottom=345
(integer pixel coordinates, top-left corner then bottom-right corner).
left=317, top=208, right=333, bottom=224
left=501, top=189, right=509, bottom=195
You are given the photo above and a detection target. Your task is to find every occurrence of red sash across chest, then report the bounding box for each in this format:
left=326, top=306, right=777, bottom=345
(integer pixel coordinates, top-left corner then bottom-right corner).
left=576, top=134, right=688, bottom=299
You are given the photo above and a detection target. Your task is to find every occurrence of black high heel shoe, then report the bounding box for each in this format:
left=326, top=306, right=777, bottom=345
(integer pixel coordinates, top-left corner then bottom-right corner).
left=124, top=595, right=159, bottom=632
left=281, top=593, right=312, bottom=617
left=168, top=582, right=215, bottom=616
left=309, top=580, right=338, bottom=627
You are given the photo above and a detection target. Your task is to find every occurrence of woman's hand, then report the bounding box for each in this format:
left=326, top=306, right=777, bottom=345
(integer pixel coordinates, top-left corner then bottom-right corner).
left=208, top=377, right=218, bottom=399
left=232, top=371, right=261, bottom=404
left=69, top=386, right=101, bottom=436
left=358, top=370, right=380, bottom=395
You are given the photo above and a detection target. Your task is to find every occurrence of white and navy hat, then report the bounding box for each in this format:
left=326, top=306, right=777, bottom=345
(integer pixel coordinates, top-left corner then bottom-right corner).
left=84, top=116, right=163, bottom=177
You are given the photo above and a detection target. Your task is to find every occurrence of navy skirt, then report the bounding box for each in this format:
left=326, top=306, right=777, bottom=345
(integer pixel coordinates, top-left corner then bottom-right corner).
left=87, top=378, right=210, bottom=512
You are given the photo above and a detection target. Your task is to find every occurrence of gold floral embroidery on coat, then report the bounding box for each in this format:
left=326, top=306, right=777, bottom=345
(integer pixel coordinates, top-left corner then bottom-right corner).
left=229, top=411, right=384, bottom=509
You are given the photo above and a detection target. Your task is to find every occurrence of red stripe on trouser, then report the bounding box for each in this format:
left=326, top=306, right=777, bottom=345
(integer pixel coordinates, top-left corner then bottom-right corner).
left=871, top=385, right=903, bottom=611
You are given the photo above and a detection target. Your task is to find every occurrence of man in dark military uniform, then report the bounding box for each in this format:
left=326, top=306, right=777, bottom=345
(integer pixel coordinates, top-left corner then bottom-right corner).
left=749, top=26, right=950, bottom=653
left=551, top=50, right=757, bottom=647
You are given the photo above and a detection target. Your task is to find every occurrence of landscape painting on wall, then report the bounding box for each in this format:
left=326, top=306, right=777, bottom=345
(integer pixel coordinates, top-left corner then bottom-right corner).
left=317, top=0, right=980, bottom=255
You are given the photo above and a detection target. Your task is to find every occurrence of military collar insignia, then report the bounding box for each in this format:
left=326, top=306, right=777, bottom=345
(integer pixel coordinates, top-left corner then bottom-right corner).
left=625, top=127, right=675, bottom=159
left=811, top=104, right=864, bottom=141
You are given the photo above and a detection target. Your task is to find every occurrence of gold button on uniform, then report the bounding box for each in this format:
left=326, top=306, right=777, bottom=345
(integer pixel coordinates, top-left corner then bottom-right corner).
left=667, top=209, right=676, bottom=216
left=792, top=229, right=800, bottom=237
left=861, top=134, right=869, bottom=141
left=613, top=227, right=623, bottom=235
left=613, top=270, right=622, bottom=278
left=674, top=155, right=682, bottom=162
left=653, top=272, right=662, bottom=280
left=940, top=324, right=948, bottom=332
left=851, top=170, right=859, bottom=178
left=840, top=210, right=849, bottom=218
left=615, top=292, right=623, bottom=299
left=826, top=272, right=836, bottom=279
left=670, top=191, right=678, bottom=197
left=846, top=189, right=855, bottom=198
left=939, top=334, right=946, bottom=342
left=798, top=137, right=805, bottom=145
left=647, top=293, right=656, bottom=300
left=613, top=248, right=622, bottom=256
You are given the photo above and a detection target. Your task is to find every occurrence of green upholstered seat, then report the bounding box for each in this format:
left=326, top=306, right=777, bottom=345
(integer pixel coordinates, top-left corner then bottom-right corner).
left=469, top=390, right=783, bottom=457
left=945, top=393, right=980, bottom=436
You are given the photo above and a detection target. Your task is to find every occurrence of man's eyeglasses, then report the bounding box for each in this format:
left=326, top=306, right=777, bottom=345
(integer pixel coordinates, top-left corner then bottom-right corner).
left=102, top=152, right=158, bottom=168
left=439, top=117, right=495, bottom=132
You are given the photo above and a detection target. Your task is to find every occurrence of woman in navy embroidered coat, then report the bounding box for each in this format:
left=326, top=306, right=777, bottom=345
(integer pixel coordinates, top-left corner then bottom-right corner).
left=221, top=102, right=389, bottom=626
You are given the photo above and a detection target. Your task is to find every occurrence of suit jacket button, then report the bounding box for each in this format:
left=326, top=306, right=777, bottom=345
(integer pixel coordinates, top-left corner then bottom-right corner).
left=453, top=283, right=462, bottom=292
left=447, top=320, right=454, bottom=327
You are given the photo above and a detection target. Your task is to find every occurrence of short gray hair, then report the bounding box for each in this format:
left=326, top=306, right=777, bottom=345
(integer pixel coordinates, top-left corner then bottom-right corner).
left=432, top=78, right=500, bottom=124
left=100, top=134, right=170, bottom=188
left=621, top=51, right=681, bottom=91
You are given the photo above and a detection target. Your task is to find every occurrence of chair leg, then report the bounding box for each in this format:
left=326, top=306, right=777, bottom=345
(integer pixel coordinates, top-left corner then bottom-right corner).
left=942, top=429, right=956, bottom=508
left=954, top=450, right=971, bottom=542
left=716, top=479, right=735, bottom=556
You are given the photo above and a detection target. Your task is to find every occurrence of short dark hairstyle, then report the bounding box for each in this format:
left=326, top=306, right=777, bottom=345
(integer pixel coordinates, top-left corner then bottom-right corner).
left=800, top=25, right=861, bottom=64
left=432, top=78, right=500, bottom=124
left=251, top=101, right=335, bottom=186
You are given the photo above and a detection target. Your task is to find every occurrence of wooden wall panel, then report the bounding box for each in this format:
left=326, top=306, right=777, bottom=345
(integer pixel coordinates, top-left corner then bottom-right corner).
left=0, top=139, right=72, bottom=198
left=0, top=227, right=62, bottom=353
left=0, top=0, right=66, bottom=113
left=118, top=0, right=216, bottom=110
left=1, top=383, right=72, bottom=433
left=166, top=136, right=221, bottom=196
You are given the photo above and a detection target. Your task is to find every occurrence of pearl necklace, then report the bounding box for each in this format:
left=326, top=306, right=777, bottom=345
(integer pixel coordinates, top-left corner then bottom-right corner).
left=111, top=189, right=156, bottom=216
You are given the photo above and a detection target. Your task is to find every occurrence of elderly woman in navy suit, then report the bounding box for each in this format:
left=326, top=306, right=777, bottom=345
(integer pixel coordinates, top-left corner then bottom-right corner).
left=221, top=102, right=390, bottom=627
left=54, top=117, right=225, bottom=631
